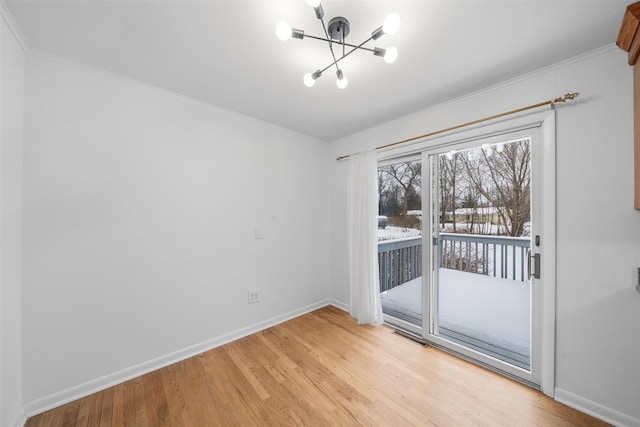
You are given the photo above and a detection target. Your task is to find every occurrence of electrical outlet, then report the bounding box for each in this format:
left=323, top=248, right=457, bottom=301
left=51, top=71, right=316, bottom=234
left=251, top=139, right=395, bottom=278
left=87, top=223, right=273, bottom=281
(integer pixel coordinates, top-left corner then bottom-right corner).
left=248, top=290, right=260, bottom=304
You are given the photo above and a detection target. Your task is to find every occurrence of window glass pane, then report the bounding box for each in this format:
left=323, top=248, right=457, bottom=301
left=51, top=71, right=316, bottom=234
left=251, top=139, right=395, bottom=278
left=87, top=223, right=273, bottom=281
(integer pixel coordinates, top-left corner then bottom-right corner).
left=377, top=160, right=422, bottom=326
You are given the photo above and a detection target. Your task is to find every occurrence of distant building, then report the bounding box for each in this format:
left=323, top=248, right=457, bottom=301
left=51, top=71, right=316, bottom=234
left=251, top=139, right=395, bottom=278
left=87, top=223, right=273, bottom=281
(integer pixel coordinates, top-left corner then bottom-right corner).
left=446, top=206, right=505, bottom=225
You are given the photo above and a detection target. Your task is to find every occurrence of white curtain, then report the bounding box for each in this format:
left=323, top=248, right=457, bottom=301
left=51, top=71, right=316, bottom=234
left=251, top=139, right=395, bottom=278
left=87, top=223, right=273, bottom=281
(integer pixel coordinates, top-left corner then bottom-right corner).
left=347, top=149, right=384, bottom=325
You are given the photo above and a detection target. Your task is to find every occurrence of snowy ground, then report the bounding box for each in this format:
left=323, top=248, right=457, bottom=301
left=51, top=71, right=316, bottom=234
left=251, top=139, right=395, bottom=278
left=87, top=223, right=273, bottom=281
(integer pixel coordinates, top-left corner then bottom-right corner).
left=378, top=222, right=530, bottom=240
left=441, top=222, right=530, bottom=236
left=380, top=269, right=530, bottom=368
left=441, top=222, right=501, bottom=235
left=377, top=226, right=421, bottom=241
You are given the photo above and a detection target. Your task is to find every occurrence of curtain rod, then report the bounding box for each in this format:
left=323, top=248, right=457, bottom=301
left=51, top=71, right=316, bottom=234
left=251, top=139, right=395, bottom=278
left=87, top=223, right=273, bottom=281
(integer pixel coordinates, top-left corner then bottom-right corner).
left=336, top=92, right=580, bottom=161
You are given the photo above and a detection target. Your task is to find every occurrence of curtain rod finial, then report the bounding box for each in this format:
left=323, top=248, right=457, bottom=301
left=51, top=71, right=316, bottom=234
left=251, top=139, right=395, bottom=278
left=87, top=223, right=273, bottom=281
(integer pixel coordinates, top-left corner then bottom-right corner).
left=553, top=92, right=580, bottom=104
left=550, top=92, right=579, bottom=109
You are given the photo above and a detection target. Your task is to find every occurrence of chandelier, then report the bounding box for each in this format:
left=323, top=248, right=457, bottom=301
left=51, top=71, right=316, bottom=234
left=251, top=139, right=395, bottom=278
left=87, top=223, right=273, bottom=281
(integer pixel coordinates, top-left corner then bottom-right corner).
left=275, top=1, right=400, bottom=89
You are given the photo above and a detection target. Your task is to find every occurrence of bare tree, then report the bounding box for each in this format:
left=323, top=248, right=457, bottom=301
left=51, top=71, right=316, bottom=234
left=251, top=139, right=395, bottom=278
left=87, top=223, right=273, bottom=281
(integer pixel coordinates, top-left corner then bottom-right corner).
left=462, top=185, right=482, bottom=234
left=463, top=140, right=530, bottom=236
left=458, top=152, right=492, bottom=234
left=378, top=170, right=390, bottom=215
left=439, top=152, right=465, bottom=232
left=379, top=161, right=422, bottom=217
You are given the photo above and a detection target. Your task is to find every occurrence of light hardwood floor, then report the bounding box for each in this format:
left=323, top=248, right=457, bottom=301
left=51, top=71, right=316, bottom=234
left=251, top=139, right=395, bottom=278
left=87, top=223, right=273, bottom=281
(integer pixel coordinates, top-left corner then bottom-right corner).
left=26, top=306, right=609, bottom=426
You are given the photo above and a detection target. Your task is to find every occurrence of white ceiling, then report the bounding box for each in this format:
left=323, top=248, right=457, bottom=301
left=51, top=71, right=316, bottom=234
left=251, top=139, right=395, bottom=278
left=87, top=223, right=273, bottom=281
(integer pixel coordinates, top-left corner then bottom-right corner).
left=5, top=0, right=630, bottom=141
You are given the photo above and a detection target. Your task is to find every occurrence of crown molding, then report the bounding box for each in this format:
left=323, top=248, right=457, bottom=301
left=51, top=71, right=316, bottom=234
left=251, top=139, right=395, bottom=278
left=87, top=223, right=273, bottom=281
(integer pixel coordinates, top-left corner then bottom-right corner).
left=409, top=45, right=617, bottom=125
left=0, top=0, right=29, bottom=51
left=330, top=44, right=619, bottom=145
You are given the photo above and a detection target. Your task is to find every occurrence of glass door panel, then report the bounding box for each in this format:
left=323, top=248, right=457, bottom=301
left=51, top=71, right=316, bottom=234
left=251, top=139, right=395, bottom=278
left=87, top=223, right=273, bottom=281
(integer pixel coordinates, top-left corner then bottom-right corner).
left=377, top=159, right=422, bottom=332
left=426, top=137, right=535, bottom=377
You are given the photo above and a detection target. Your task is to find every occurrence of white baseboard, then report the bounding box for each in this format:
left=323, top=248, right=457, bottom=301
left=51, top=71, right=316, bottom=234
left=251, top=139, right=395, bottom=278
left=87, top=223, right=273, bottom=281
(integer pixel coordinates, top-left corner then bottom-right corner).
left=23, top=299, right=333, bottom=418
left=555, top=388, right=640, bottom=427
left=329, top=299, right=349, bottom=312
left=8, top=406, right=27, bottom=427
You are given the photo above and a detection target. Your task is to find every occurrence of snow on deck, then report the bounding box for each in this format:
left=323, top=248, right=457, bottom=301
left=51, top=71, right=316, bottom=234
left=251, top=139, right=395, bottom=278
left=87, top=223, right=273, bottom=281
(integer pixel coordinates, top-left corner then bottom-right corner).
left=380, top=268, right=530, bottom=369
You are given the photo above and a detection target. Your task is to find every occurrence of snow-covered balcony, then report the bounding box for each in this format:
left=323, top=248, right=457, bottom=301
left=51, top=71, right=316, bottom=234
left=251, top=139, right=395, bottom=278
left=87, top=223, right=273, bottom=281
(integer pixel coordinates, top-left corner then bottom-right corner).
left=378, top=233, right=531, bottom=370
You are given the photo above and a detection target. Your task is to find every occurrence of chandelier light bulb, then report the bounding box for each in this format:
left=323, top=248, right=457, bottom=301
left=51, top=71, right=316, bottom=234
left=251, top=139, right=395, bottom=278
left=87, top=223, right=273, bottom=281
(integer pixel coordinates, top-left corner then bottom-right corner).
left=336, top=75, right=348, bottom=89
left=275, top=20, right=293, bottom=41
left=306, top=0, right=322, bottom=8
left=384, top=46, right=398, bottom=63
left=303, top=73, right=316, bottom=87
left=382, top=13, right=401, bottom=35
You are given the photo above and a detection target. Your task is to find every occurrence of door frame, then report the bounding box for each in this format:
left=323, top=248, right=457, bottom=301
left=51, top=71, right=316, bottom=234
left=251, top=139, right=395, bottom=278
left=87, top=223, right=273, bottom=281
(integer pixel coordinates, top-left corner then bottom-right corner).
left=380, top=109, right=556, bottom=395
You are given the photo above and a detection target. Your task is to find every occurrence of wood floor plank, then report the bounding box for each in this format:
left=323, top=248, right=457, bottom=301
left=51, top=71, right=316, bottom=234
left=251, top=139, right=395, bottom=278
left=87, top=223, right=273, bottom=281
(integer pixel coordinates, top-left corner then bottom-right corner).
left=86, top=390, right=104, bottom=427
left=98, top=387, right=114, bottom=427
left=233, top=335, right=337, bottom=425
left=205, top=347, right=268, bottom=425
left=142, top=370, right=170, bottom=427
left=182, top=354, right=228, bottom=426
left=257, top=329, right=347, bottom=425
left=159, top=364, right=189, bottom=427
left=132, top=377, right=148, bottom=426
left=25, top=306, right=612, bottom=426
left=110, top=383, right=124, bottom=427
left=121, top=379, right=136, bottom=427
left=73, top=394, right=95, bottom=427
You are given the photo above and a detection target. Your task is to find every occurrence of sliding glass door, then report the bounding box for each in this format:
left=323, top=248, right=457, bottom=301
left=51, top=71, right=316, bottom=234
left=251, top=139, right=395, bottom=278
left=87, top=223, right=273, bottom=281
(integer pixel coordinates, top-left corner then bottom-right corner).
left=378, top=112, right=556, bottom=391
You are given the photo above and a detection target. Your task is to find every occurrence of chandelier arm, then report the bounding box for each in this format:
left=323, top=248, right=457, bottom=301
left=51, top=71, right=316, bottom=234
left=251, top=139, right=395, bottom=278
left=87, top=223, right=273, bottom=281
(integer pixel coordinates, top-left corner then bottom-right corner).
left=303, top=34, right=376, bottom=52
left=318, top=36, right=375, bottom=75
left=320, top=18, right=341, bottom=73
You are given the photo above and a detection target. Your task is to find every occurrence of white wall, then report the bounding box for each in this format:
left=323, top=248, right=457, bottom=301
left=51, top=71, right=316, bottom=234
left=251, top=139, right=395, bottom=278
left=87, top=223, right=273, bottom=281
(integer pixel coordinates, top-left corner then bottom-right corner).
left=0, top=13, right=24, bottom=427
left=21, top=54, right=330, bottom=409
left=328, top=46, right=640, bottom=426
left=10, top=24, right=639, bottom=427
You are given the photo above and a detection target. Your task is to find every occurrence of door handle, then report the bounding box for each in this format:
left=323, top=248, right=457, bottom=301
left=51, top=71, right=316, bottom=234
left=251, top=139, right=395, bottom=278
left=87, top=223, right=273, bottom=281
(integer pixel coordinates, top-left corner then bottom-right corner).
left=528, top=250, right=541, bottom=280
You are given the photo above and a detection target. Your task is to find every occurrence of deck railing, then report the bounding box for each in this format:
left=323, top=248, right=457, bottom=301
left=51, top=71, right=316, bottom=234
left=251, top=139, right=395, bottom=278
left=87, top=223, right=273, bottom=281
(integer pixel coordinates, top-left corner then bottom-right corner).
left=439, top=233, right=530, bottom=282
left=378, top=233, right=530, bottom=292
left=377, top=237, right=422, bottom=292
